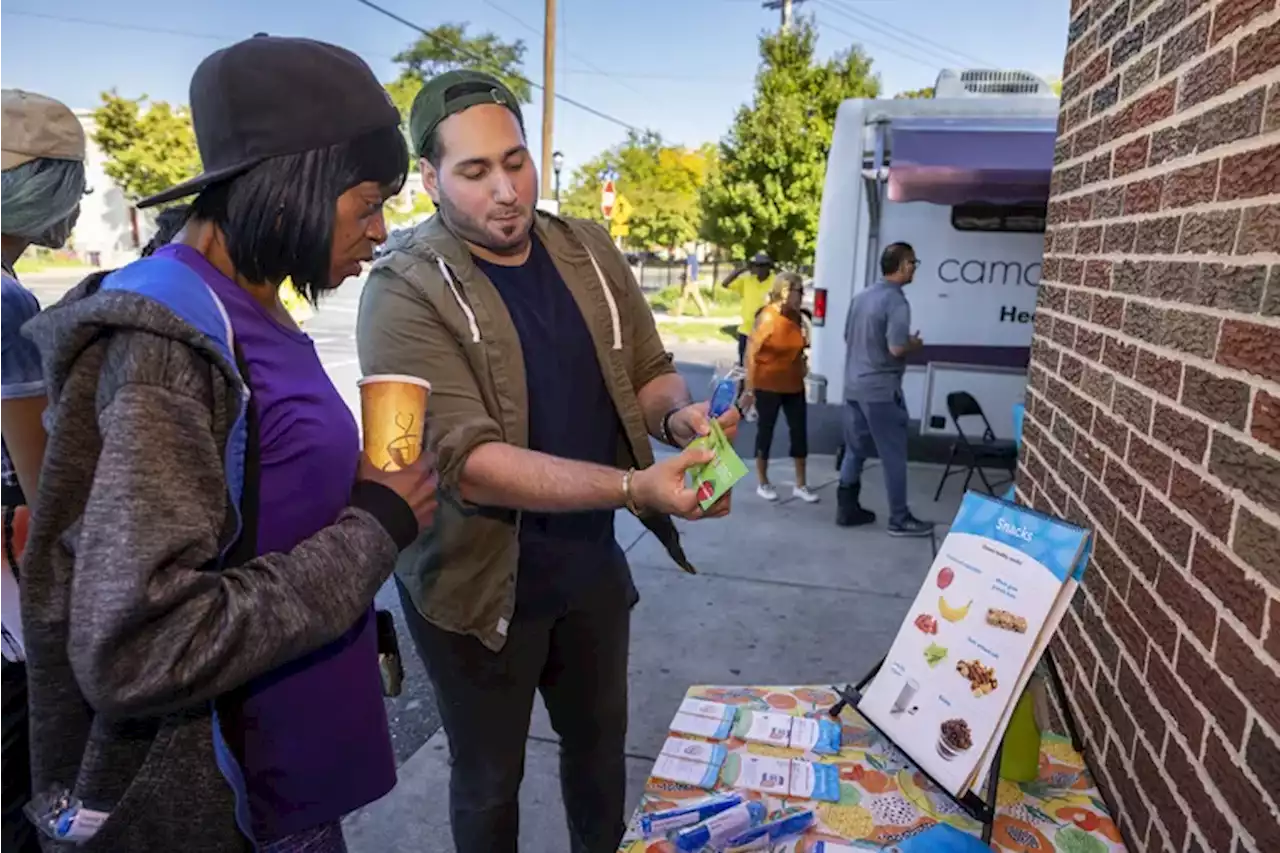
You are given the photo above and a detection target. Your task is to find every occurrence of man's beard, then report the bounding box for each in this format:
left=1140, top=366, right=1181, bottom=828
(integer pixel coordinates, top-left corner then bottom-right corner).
left=437, top=191, right=530, bottom=257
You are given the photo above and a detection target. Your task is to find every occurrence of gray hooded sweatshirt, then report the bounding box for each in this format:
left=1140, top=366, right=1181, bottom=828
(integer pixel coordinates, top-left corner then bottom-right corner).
left=19, top=272, right=416, bottom=851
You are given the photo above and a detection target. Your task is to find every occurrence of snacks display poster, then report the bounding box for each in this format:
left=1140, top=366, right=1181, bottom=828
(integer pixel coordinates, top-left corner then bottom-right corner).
left=857, top=492, right=1091, bottom=797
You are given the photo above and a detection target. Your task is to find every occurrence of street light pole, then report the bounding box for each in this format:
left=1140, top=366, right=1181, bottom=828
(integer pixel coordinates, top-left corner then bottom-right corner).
left=552, top=150, right=564, bottom=202
left=540, top=0, right=557, bottom=200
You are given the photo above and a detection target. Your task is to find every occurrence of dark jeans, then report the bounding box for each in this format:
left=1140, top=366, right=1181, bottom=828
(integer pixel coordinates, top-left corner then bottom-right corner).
left=754, top=390, right=808, bottom=459
left=2, top=657, right=38, bottom=853
left=839, top=395, right=910, bottom=525
left=397, top=580, right=631, bottom=853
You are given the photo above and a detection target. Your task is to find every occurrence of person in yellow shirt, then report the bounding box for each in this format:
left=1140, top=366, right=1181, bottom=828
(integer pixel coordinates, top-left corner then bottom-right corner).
left=721, top=251, right=775, bottom=364
left=743, top=272, right=819, bottom=504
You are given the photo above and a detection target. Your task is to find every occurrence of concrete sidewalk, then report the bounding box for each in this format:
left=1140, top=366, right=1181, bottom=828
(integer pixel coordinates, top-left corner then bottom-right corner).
left=344, top=457, right=971, bottom=852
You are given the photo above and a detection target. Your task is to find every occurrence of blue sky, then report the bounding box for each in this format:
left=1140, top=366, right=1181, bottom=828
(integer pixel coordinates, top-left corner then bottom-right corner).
left=1, top=0, right=1070, bottom=177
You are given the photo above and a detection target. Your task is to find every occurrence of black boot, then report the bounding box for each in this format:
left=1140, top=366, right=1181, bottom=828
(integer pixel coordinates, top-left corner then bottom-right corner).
left=836, top=484, right=876, bottom=527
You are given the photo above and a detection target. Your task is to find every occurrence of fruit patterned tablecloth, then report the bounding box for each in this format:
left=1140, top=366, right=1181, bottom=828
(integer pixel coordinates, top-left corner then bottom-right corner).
left=620, top=686, right=1127, bottom=852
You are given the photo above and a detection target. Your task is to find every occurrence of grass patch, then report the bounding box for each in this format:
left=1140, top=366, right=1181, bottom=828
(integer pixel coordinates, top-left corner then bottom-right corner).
left=13, top=250, right=91, bottom=275
left=655, top=319, right=738, bottom=343
left=646, top=283, right=742, bottom=318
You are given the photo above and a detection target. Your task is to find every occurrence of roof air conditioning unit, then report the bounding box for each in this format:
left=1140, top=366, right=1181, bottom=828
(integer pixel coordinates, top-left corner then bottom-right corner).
left=934, top=69, right=1056, bottom=98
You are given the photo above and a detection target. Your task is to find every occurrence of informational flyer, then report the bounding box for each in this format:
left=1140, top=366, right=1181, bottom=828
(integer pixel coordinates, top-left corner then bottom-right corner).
left=858, top=492, right=1089, bottom=796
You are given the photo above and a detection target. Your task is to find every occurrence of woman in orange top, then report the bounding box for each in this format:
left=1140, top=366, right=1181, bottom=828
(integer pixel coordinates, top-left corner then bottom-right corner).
left=744, top=272, right=818, bottom=504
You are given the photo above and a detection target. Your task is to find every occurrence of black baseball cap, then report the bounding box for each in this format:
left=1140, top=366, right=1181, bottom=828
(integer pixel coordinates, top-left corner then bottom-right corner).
left=409, top=69, right=524, bottom=158
left=138, top=34, right=400, bottom=209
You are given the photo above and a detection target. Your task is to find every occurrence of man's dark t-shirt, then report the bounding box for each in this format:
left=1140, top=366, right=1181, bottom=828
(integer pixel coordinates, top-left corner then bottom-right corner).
left=473, top=235, right=632, bottom=616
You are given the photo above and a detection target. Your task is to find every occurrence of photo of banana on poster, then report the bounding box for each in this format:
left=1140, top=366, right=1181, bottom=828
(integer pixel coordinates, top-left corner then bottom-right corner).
left=856, top=492, right=1092, bottom=798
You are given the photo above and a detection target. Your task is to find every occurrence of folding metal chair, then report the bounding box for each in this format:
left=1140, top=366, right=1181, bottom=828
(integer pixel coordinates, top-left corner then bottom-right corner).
left=933, top=391, right=1018, bottom=500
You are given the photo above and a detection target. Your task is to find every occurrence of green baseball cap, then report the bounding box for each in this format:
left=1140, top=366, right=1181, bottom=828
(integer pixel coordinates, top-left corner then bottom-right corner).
left=409, top=69, right=524, bottom=158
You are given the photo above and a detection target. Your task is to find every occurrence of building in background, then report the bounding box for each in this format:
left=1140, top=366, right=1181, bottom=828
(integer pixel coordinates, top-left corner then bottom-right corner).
left=70, top=109, right=144, bottom=268
left=1023, top=2, right=1278, bottom=851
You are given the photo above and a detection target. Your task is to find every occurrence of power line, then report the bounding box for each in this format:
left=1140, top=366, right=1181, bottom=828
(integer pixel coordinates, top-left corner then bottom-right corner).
left=355, top=0, right=640, bottom=132
left=819, top=0, right=996, bottom=69
left=815, top=13, right=948, bottom=75
left=475, top=0, right=645, bottom=96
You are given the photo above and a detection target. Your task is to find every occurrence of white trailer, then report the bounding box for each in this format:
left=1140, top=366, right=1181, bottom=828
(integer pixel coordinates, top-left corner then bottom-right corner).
left=807, top=70, right=1060, bottom=442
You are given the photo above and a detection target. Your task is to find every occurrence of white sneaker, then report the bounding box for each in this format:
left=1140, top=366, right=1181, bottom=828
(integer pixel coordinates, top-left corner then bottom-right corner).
left=745, top=405, right=759, bottom=423
left=756, top=483, right=778, bottom=501
left=793, top=486, right=820, bottom=504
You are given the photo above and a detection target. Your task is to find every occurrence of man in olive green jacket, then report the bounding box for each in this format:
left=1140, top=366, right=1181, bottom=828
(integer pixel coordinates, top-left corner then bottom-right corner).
left=356, top=70, right=739, bottom=852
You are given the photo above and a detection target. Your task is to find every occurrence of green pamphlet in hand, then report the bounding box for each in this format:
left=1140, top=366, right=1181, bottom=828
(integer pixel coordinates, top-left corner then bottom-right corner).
left=686, top=420, right=748, bottom=509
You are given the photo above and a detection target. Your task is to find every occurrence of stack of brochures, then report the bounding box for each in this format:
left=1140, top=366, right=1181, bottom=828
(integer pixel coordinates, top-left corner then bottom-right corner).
left=659, top=698, right=841, bottom=801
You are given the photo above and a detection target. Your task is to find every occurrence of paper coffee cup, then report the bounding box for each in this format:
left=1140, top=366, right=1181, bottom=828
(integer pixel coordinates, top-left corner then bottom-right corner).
left=358, top=374, right=432, bottom=471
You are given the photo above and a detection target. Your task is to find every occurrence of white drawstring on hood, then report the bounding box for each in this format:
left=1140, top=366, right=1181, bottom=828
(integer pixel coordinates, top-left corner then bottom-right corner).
left=434, top=243, right=623, bottom=351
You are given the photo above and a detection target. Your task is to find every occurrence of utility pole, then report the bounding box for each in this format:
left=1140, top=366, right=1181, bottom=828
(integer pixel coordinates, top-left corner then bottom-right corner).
left=540, top=0, right=556, bottom=200
left=762, top=0, right=805, bottom=31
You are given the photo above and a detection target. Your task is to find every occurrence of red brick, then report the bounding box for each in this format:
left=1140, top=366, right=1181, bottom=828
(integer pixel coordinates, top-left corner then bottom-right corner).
left=1116, top=81, right=1177, bottom=135
left=1118, top=515, right=1169, bottom=583
left=1053, top=317, right=1079, bottom=348
left=1236, top=203, right=1280, bottom=256
left=1114, top=135, right=1151, bottom=175
left=1268, top=604, right=1280, bottom=661
left=1203, top=729, right=1280, bottom=851
left=1093, top=669, right=1138, bottom=753
left=1061, top=257, right=1085, bottom=286
left=1085, top=152, right=1112, bottom=184
left=1152, top=404, right=1209, bottom=463
left=1107, top=588, right=1151, bottom=663
left=1211, top=432, right=1280, bottom=515
left=1190, top=535, right=1267, bottom=634
left=1165, top=736, right=1238, bottom=853
left=1159, top=11, right=1211, bottom=77
left=1129, top=576, right=1180, bottom=657
left=1079, top=433, right=1108, bottom=478
left=1216, top=621, right=1280, bottom=733
left=1252, top=389, right=1280, bottom=452
left=1077, top=326, right=1105, bottom=361
left=1077, top=225, right=1104, bottom=254
left=1093, top=534, right=1134, bottom=598
left=1067, top=288, right=1094, bottom=321
left=1135, top=350, right=1182, bottom=400
left=1152, top=118, right=1199, bottom=165
left=1085, top=476, right=1123, bottom=534
left=1113, top=382, right=1153, bottom=431
left=1080, top=363, right=1115, bottom=404
left=1084, top=260, right=1112, bottom=291
left=1124, top=176, right=1163, bottom=213
left=1128, top=433, right=1173, bottom=490
left=1200, top=85, right=1269, bottom=151
left=1094, top=408, right=1130, bottom=455
left=1157, top=555, right=1213, bottom=640
left=1107, top=458, right=1145, bottom=516
left=1169, top=464, right=1233, bottom=541
left=1178, top=209, right=1242, bottom=254
left=1195, top=262, right=1268, bottom=311
left=1233, top=505, right=1280, bottom=587
left=1141, top=732, right=1187, bottom=845
left=1146, top=637, right=1207, bottom=749
left=1094, top=183, right=1125, bottom=218
left=1118, top=657, right=1169, bottom=756
left=1102, top=336, right=1138, bottom=376
left=1177, top=637, right=1249, bottom=744
left=1163, top=160, right=1219, bottom=209
left=1104, top=220, right=1137, bottom=252
left=1103, top=734, right=1154, bottom=844
left=1179, top=48, right=1235, bottom=109
left=1235, top=18, right=1280, bottom=83
left=1268, top=81, right=1280, bottom=133
left=1061, top=352, right=1085, bottom=385
left=1142, top=492, right=1194, bottom=564
left=1136, top=214, right=1183, bottom=253
left=1163, top=309, right=1221, bottom=359
left=1212, top=0, right=1276, bottom=42
left=1244, top=723, right=1280, bottom=812
left=1182, top=366, right=1250, bottom=430
left=1218, top=142, right=1280, bottom=202
left=1068, top=194, right=1093, bottom=222
left=1218, top=319, right=1280, bottom=383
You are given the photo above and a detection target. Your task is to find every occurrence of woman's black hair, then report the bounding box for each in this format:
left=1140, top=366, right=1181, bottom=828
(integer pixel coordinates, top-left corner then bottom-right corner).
left=140, top=204, right=192, bottom=257
left=188, top=123, right=408, bottom=304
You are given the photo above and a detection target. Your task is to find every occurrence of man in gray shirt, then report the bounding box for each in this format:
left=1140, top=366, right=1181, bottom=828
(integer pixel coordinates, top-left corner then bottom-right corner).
left=837, top=242, right=933, bottom=536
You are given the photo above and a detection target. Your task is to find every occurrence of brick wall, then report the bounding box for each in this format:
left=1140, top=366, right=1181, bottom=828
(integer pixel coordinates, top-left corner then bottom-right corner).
left=1022, top=0, right=1280, bottom=851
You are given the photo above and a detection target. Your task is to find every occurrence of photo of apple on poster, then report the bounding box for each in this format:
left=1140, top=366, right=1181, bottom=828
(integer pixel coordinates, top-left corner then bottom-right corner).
left=857, top=493, right=1090, bottom=797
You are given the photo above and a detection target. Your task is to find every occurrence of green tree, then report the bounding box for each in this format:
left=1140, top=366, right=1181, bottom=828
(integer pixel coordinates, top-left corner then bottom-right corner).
left=894, top=86, right=935, bottom=99
left=700, top=19, right=879, bottom=265
left=384, top=23, right=531, bottom=125
left=560, top=132, right=712, bottom=251
left=92, top=91, right=201, bottom=204
left=385, top=191, right=436, bottom=227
